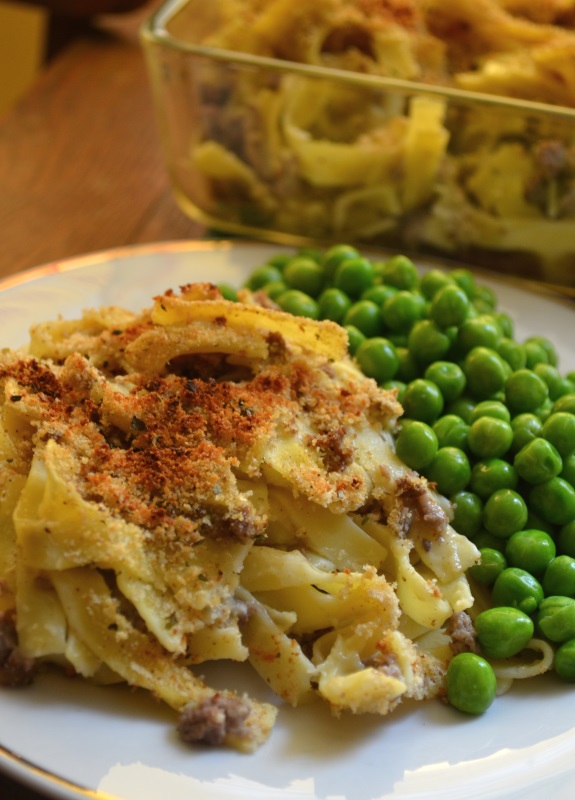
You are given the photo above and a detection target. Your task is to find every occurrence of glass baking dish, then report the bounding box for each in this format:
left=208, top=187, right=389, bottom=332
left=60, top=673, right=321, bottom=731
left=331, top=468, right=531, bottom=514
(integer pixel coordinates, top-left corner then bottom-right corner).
left=141, top=0, right=575, bottom=288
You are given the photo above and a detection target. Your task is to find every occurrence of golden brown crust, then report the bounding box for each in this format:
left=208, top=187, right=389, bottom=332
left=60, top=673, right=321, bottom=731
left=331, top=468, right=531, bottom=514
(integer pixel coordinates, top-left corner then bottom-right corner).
left=2, top=289, right=402, bottom=546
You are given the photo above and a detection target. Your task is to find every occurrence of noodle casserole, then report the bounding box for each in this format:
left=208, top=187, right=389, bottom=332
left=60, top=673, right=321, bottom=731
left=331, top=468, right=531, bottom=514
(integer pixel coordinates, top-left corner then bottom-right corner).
left=142, top=0, right=575, bottom=288
left=0, top=282, right=479, bottom=751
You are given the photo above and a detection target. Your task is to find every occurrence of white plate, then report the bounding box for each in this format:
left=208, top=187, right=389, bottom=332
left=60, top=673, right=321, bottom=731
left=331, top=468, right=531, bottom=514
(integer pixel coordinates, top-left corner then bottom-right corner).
left=1, top=240, right=575, bottom=800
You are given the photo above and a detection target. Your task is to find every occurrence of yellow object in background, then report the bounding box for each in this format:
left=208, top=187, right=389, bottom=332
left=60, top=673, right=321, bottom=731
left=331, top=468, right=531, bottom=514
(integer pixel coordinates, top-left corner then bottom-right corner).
left=0, top=1, right=47, bottom=117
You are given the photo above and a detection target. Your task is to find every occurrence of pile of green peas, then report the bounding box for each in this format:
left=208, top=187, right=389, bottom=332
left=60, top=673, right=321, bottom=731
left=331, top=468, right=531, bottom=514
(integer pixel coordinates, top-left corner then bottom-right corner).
left=238, top=244, right=575, bottom=715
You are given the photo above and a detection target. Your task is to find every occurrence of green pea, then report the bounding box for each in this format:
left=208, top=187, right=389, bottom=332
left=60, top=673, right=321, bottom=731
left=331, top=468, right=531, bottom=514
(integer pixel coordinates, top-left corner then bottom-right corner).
left=457, top=314, right=502, bottom=355
left=510, top=413, right=543, bottom=455
left=387, top=333, right=408, bottom=349
left=558, top=520, right=575, bottom=558
left=451, top=490, right=483, bottom=538
left=361, top=284, right=397, bottom=306
left=513, top=437, right=563, bottom=485
left=552, top=393, right=575, bottom=415
left=536, top=596, right=575, bottom=642
left=445, top=397, right=476, bottom=424
left=317, top=288, right=352, bottom=323
left=395, top=347, right=420, bottom=383
left=408, top=319, right=451, bottom=365
left=562, top=453, right=575, bottom=487
left=263, top=280, right=288, bottom=301
left=432, top=414, right=470, bottom=451
left=505, top=529, right=556, bottom=576
left=534, top=363, right=566, bottom=401
left=525, top=335, right=558, bottom=367
left=542, top=412, right=575, bottom=458
left=536, top=397, right=554, bottom=423
left=296, top=247, right=323, bottom=263
left=265, top=253, right=292, bottom=271
left=420, top=268, right=454, bottom=299
left=505, top=369, right=549, bottom=413
left=217, top=283, right=238, bottom=302
left=424, top=362, right=466, bottom=404
left=321, top=244, right=360, bottom=280
left=395, top=421, right=438, bottom=470
left=469, top=458, right=518, bottom=499
left=355, top=338, right=399, bottom=384
left=468, top=416, right=513, bottom=459
left=378, top=254, right=419, bottom=290
left=424, top=447, right=471, bottom=496
left=372, top=283, right=399, bottom=308
left=470, top=296, right=491, bottom=316
left=473, top=283, right=497, bottom=310
left=497, top=338, right=527, bottom=371
left=334, top=256, right=374, bottom=298
left=468, top=547, right=507, bottom=585
left=450, top=268, right=477, bottom=298
left=473, top=529, right=505, bottom=551
left=344, top=325, right=366, bottom=356
left=382, top=377, right=404, bottom=397
left=471, top=400, right=511, bottom=423
left=446, top=323, right=462, bottom=346
left=492, top=311, right=513, bottom=339
left=429, top=283, right=470, bottom=328
left=446, top=652, right=497, bottom=715
left=554, top=638, right=575, bottom=680
left=524, top=509, right=557, bottom=536
left=483, top=489, right=528, bottom=539
left=464, top=347, right=509, bottom=400
left=529, top=477, right=575, bottom=526
left=475, top=607, right=534, bottom=659
left=524, top=340, right=549, bottom=369
left=283, top=257, right=325, bottom=297
left=246, top=264, right=284, bottom=291
left=381, top=291, right=426, bottom=332
left=543, top=555, right=575, bottom=598
left=343, top=300, right=382, bottom=338
left=491, top=567, right=544, bottom=614
left=557, top=377, right=575, bottom=396
left=277, top=289, right=319, bottom=319
left=402, top=379, right=444, bottom=424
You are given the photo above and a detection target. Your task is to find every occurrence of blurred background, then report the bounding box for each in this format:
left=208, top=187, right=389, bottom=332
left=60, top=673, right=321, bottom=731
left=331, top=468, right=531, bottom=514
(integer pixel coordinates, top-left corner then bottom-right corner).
left=0, top=1, right=47, bottom=116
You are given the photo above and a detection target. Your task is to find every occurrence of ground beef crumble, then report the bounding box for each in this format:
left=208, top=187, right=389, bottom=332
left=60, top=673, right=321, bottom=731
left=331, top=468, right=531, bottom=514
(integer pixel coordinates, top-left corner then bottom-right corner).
left=177, top=693, right=251, bottom=746
left=447, top=611, right=477, bottom=655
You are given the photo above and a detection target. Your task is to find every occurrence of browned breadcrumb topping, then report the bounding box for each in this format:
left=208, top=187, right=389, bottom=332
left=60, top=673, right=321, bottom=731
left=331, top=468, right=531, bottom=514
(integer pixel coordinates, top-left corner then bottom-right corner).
left=1, top=359, right=63, bottom=400
left=0, top=310, right=400, bottom=546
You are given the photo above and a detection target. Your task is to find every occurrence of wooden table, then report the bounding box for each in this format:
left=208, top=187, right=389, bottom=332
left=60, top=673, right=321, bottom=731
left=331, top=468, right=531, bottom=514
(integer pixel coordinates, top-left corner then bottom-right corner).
left=0, top=2, right=202, bottom=283
left=0, top=4, right=202, bottom=799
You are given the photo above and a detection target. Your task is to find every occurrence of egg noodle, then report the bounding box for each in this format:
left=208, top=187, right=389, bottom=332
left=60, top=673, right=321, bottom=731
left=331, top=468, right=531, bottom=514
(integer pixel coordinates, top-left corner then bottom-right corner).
left=188, top=0, right=575, bottom=283
left=0, top=282, right=554, bottom=750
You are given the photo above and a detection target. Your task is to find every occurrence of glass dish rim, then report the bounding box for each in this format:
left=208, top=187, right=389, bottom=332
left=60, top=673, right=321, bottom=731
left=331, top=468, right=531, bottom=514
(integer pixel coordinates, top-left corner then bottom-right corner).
left=140, top=0, right=575, bottom=122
